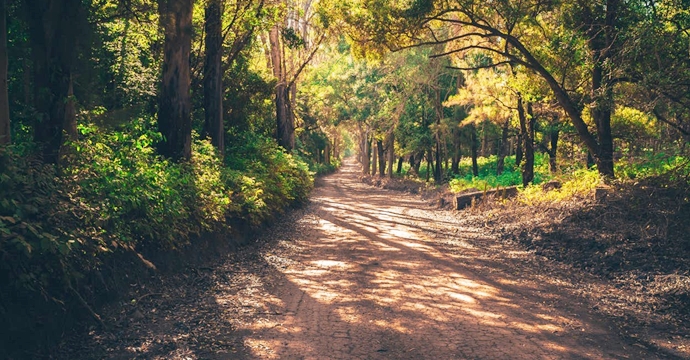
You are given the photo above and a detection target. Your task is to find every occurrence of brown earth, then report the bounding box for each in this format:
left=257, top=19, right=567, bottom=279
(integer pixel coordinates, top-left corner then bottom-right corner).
left=55, top=159, right=679, bottom=359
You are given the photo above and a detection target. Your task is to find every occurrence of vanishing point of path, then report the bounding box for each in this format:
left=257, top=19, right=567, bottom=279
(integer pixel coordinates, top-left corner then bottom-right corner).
left=62, top=159, right=664, bottom=359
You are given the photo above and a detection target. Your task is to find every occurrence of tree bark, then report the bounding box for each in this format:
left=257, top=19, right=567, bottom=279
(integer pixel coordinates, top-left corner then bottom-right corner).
left=426, top=148, right=432, bottom=182
left=269, top=26, right=293, bottom=151
left=451, top=125, right=461, bottom=174
left=158, top=0, right=193, bottom=161
left=377, top=139, right=385, bottom=176
left=396, top=156, right=403, bottom=174
left=515, top=131, right=523, bottom=167
left=26, top=0, right=83, bottom=163
left=203, top=0, right=224, bottom=155
left=387, top=134, right=394, bottom=178
left=361, top=131, right=370, bottom=175
left=518, top=96, right=534, bottom=186
left=0, top=0, right=9, bottom=145
left=371, top=140, right=378, bottom=175
left=63, top=75, right=77, bottom=140
left=414, top=150, right=423, bottom=174
left=469, top=124, right=479, bottom=177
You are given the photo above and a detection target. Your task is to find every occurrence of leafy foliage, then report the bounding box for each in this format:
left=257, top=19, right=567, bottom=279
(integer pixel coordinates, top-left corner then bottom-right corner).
left=449, top=154, right=552, bottom=193
left=0, top=119, right=313, bottom=348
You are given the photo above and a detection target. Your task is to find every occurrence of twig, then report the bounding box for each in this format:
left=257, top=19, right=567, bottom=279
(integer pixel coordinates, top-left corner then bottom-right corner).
left=136, top=292, right=163, bottom=303
left=69, top=286, right=106, bottom=330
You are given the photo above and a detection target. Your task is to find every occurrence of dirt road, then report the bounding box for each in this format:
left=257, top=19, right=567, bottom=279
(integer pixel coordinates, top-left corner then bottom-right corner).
left=63, top=159, right=663, bottom=359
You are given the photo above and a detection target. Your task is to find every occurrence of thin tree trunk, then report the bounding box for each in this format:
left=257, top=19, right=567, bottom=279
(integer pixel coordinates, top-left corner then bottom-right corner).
left=518, top=96, right=534, bottom=186
left=63, top=75, right=77, bottom=140
left=203, top=0, right=224, bottom=155
left=451, top=126, right=461, bottom=174
left=496, top=119, right=510, bottom=175
left=470, top=124, right=479, bottom=177
left=0, top=0, right=9, bottom=145
left=515, top=132, right=523, bottom=167
left=426, top=149, right=431, bottom=182
left=387, top=134, right=394, bottom=178
left=481, top=120, right=488, bottom=157
left=372, top=140, right=378, bottom=176
left=377, top=139, right=385, bottom=176
left=361, top=132, right=370, bottom=174
left=396, top=156, right=403, bottom=174
left=414, top=150, right=423, bottom=174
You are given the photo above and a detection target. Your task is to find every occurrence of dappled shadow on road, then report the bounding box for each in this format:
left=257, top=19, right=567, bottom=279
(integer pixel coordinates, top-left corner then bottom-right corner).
left=63, top=160, right=663, bottom=359
left=224, top=160, right=657, bottom=360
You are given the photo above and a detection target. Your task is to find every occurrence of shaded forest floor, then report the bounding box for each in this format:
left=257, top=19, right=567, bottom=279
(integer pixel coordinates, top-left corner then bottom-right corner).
left=51, top=160, right=687, bottom=359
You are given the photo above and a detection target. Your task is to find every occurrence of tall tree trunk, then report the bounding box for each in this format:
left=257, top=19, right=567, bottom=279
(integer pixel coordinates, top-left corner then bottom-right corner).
left=496, top=119, right=510, bottom=175
left=396, top=156, right=403, bottom=174
left=591, top=62, right=614, bottom=177
left=451, top=125, right=461, bottom=174
left=377, top=139, right=385, bottom=176
left=158, top=0, right=193, bottom=161
left=426, top=148, right=432, bottom=182
left=361, top=131, right=370, bottom=175
left=203, top=0, right=224, bottom=155
left=469, top=124, right=479, bottom=177
left=480, top=120, right=488, bottom=157
left=26, top=0, right=83, bottom=163
left=585, top=0, right=617, bottom=177
left=434, top=140, right=442, bottom=182
left=371, top=140, right=378, bottom=175
left=387, top=134, right=394, bottom=178
left=414, top=150, right=423, bottom=174
left=515, top=131, right=523, bottom=167
left=63, top=75, right=77, bottom=140
left=518, top=95, right=534, bottom=186
left=269, top=26, right=293, bottom=151
left=0, top=0, right=9, bottom=145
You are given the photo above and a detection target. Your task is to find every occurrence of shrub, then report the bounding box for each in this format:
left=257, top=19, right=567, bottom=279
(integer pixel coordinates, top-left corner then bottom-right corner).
left=519, top=168, right=602, bottom=205
left=0, top=119, right=314, bottom=352
left=449, top=154, right=552, bottom=193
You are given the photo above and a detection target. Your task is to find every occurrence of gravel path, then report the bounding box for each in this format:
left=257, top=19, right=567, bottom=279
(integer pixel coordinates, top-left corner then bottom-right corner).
left=60, top=159, right=663, bottom=359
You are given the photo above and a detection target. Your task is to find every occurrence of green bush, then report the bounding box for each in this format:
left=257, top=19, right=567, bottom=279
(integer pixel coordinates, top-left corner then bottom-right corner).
left=616, top=151, right=689, bottom=180
left=449, top=154, right=552, bottom=193
left=0, top=119, right=314, bottom=341
left=225, top=131, right=313, bottom=225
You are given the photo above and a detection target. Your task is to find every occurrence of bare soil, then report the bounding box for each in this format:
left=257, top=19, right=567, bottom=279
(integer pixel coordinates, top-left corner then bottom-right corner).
left=53, top=159, right=685, bottom=359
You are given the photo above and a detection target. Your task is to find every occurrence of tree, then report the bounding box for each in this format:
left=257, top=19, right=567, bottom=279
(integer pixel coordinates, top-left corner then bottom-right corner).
left=267, top=0, right=329, bottom=152
left=343, top=0, right=661, bottom=177
left=203, top=0, right=223, bottom=155
left=25, top=0, right=87, bottom=163
left=158, top=0, right=193, bottom=161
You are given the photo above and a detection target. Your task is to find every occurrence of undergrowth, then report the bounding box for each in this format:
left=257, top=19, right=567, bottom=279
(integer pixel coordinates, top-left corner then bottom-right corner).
left=0, top=117, right=313, bottom=354
left=449, top=154, right=552, bottom=193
